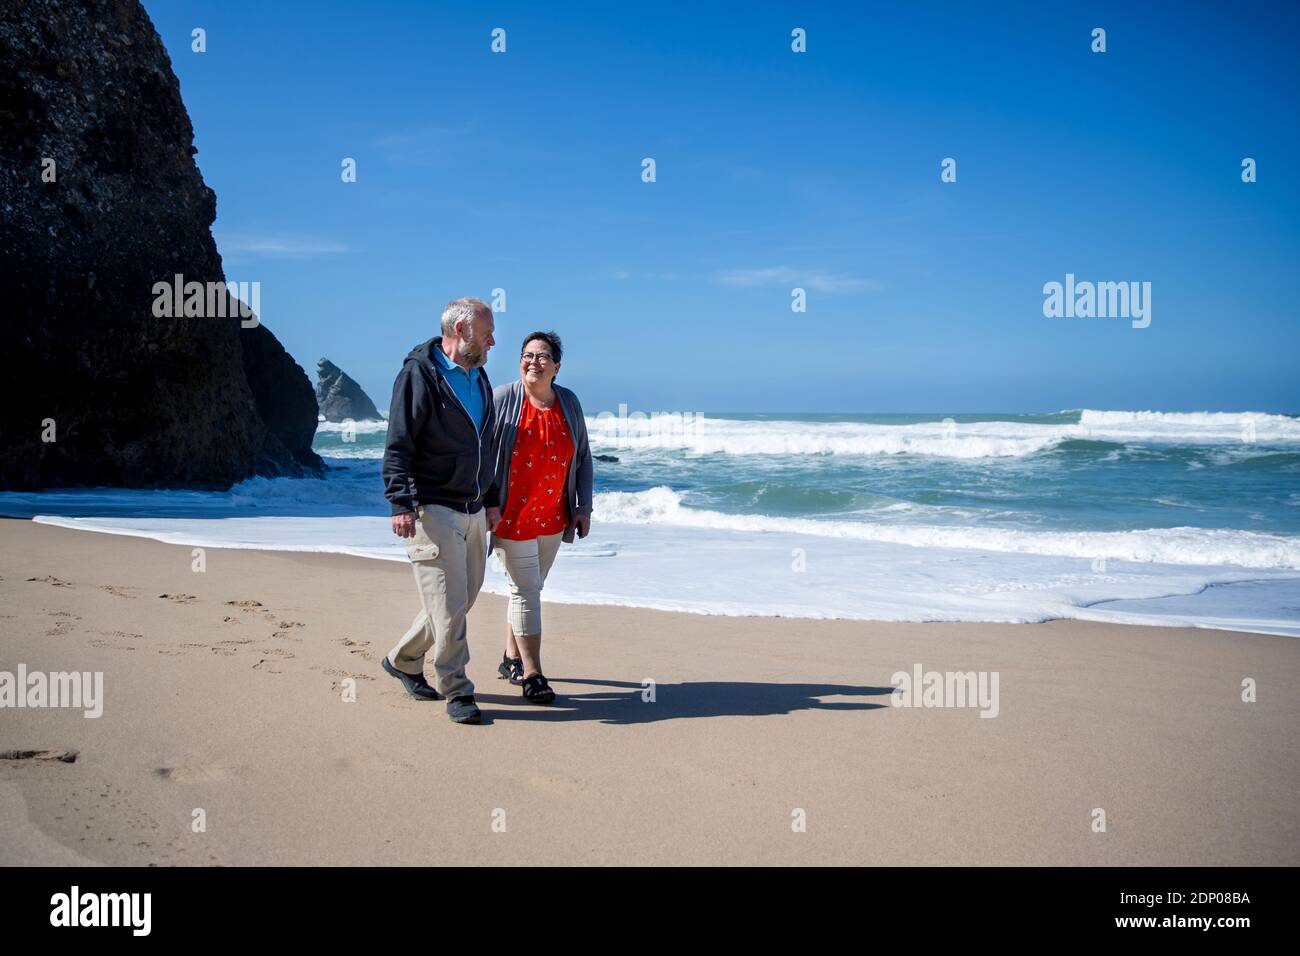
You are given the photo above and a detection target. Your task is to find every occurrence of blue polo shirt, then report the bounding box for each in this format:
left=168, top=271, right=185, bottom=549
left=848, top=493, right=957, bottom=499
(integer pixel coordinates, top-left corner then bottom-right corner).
left=432, top=345, right=486, bottom=432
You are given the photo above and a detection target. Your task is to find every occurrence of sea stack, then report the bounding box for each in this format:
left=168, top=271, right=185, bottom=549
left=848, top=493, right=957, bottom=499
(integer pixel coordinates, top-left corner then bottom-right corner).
left=0, top=0, right=323, bottom=490
left=316, top=359, right=383, bottom=422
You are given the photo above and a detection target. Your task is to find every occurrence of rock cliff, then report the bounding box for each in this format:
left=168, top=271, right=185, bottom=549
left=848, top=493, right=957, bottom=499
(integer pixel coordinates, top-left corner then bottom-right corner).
left=316, top=359, right=383, bottom=422
left=0, top=0, right=322, bottom=489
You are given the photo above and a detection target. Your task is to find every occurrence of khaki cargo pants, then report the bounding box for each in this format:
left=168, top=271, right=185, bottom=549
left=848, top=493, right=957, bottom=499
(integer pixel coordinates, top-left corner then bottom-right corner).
left=387, top=503, right=487, bottom=700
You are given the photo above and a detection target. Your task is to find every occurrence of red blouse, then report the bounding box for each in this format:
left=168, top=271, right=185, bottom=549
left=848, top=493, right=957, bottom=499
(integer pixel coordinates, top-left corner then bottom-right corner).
left=496, top=398, right=575, bottom=541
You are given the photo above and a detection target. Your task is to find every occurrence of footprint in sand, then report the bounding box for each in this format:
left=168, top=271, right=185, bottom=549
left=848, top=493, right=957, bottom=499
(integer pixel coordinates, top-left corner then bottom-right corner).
left=97, top=585, right=138, bottom=598
left=251, top=653, right=296, bottom=673
left=90, top=639, right=136, bottom=651
left=158, top=593, right=197, bottom=604
left=272, top=621, right=305, bottom=641
left=318, top=667, right=375, bottom=694
left=158, top=643, right=195, bottom=655
left=154, top=765, right=236, bottom=783
left=252, top=647, right=294, bottom=672
left=0, top=749, right=79, bottom=763
left=162, top=638, right=250, bottom=657
left=208, top=639, right=250, bottom=656
left=27, top=575, right=73, bottom=587
left=337, top=637, right=375, bottom=661
left=224, top=600, right=286, bottom=628
left=224, top=599, right=264, bottom=611
left=44, top=612, right=80, bottom=636
left=316, top=667, right=374, bottom=679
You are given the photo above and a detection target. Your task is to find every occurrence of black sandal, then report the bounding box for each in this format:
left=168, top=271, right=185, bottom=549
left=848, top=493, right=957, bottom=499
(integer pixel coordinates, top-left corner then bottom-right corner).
left=520, top=674, right=556, bottom=704
left=497, top=654, right=524, bottom=685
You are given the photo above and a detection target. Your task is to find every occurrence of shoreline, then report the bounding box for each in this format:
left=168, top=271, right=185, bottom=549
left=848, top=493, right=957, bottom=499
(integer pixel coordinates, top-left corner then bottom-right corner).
left=11, top=512, right=1299, bottom=638
left=2, top=517, right=1298, bottom=866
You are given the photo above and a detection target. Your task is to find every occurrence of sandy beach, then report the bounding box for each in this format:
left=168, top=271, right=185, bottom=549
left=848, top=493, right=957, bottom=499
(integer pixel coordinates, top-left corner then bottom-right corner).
left=1, top=517, right=1296, bottom=866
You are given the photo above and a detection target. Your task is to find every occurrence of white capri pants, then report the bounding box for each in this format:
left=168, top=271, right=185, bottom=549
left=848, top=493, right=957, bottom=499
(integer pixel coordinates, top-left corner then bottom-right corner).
left=493, top=532, right=563, bottom=636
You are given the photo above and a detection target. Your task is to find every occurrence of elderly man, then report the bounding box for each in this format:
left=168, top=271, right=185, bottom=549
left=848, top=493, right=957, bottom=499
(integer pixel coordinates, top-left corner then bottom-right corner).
left=381, top=297, right=502, bottom=724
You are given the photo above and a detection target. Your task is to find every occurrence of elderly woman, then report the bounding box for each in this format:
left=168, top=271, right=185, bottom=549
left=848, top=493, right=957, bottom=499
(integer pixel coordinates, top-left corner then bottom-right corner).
left=485, top=330, right=593, bottom=704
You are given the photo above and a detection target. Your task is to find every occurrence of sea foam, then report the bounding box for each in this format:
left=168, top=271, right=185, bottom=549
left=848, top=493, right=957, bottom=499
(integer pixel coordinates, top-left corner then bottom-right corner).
left=593, top=486, right=1300, bottom=569
left=581, top=409, right=1300, bottom=459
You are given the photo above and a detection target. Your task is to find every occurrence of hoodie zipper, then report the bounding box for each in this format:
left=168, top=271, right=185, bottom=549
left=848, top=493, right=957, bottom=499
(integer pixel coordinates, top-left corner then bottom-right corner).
left=433, top=361, right=486, bottom=513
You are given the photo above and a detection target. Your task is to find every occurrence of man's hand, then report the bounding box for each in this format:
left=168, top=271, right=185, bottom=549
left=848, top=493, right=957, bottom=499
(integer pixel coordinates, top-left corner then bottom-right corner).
left=392, top=512, right=417, bottom=538
left=574, top=515, right=591, bottom=539
left=485, top=506, right=502, bottom=533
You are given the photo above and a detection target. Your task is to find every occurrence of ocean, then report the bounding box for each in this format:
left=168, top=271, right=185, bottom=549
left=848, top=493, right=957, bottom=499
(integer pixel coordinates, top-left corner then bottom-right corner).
left=5, top=409, right=1299, bottom=636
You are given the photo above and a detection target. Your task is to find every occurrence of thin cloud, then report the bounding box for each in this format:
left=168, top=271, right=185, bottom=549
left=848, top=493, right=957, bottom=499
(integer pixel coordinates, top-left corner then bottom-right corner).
left=373, top=125, right=469, bottom=166
left=612, top=270, right=677, bottom=281
left=713, top=267, right=881, bottom=294
left=215, top=232, right=349, bottom=258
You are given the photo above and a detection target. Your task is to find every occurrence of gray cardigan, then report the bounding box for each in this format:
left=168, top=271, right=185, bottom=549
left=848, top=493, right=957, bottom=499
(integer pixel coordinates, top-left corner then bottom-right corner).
left=488, top=380, right=594, bottom=543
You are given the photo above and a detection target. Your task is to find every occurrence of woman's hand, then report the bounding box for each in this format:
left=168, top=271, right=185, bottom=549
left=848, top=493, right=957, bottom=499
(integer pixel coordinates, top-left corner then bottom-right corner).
left=485, top=506, right=502, bottom=532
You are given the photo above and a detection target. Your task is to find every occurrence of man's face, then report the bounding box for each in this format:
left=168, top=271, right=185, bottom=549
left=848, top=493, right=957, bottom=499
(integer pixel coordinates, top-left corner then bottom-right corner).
left=457, top=310, right=496, bottom=367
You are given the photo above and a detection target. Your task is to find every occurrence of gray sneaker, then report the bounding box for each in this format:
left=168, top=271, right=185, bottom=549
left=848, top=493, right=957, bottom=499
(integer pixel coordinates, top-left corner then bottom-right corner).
left=447, top=695, right=481, bottom=724
left=382, top=657, right=442, bottom=701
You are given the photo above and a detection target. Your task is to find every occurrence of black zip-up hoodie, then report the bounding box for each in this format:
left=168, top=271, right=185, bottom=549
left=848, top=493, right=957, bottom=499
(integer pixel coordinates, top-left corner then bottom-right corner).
left=382, top=337, right=498, bottom=516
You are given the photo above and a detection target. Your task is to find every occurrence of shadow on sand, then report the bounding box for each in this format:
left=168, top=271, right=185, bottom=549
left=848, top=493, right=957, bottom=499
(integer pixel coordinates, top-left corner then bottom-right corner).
left=476, top=677, right=892, bottom=724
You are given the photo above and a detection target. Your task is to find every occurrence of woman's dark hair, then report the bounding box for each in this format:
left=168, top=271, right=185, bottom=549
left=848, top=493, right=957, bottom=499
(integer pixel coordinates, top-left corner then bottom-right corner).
left=520, top=330, right=562, bottom=365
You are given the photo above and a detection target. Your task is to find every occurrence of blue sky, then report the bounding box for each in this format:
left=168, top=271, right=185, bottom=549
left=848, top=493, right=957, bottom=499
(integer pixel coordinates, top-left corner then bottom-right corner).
left=145, top=0, right=1299, bottom=414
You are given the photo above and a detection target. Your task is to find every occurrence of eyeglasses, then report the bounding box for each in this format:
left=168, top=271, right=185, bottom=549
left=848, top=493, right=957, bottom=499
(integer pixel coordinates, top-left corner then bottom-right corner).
left=521, top=351, right=554, bottom=365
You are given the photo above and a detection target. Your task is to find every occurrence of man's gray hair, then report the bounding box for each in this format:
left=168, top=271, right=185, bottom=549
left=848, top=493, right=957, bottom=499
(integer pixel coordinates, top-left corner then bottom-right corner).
left=441, top=297, right=491, bottom=337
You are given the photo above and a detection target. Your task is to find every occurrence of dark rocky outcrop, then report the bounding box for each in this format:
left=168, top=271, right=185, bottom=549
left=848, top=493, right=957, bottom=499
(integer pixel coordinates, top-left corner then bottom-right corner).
left=316, top=358, right=383, bottom=422
left=0, top=0, right=322, bottom=490
left=244, top=326, right=326, bottom=469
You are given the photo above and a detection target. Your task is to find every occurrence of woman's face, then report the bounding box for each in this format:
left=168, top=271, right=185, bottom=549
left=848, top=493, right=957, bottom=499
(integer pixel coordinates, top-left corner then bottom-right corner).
left=520, top=338, right=558, bottom=388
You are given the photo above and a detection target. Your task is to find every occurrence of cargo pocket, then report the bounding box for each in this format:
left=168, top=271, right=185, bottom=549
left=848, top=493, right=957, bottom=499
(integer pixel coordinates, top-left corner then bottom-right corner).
left=406, top=538, right=440, bottom=562
left=406, top=511, right=441, bottom=562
